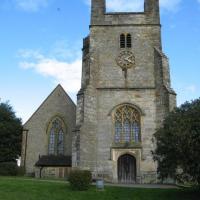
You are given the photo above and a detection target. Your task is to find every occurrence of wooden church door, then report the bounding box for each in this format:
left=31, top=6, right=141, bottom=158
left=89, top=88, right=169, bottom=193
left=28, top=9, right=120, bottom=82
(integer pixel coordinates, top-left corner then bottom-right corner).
left=118, top=154, right=136, bottom=183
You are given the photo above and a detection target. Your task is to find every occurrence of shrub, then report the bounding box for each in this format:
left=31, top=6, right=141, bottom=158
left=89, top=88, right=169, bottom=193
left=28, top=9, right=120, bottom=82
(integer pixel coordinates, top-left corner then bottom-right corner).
left=17, top=166, right=25, bottom=176
left=153, top=98, right=200, bottom=185
left=0, top=162, right=18, bottom=176
left=68, top=170, right=92, bottom=191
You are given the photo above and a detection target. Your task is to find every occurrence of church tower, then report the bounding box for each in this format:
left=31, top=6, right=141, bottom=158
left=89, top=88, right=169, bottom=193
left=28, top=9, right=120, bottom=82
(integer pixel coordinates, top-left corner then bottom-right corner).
left=73, top=0, right=176, bottom=183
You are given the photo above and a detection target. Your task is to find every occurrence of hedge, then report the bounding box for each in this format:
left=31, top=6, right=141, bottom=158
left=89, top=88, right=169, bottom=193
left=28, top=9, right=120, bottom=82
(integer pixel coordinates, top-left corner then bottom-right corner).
left=68, top=170, right=92, bottom=191
left=0, top=162, right=18, bottom=176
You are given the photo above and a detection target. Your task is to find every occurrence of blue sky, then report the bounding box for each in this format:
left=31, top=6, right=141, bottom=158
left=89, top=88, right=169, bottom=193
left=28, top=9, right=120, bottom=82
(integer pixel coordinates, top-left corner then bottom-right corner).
left=0, top=0, right=200, bottom=123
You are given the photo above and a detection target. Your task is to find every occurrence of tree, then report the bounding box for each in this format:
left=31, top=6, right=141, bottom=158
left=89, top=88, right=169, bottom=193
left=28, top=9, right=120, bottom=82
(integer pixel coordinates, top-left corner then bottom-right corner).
left=0, top=101, right=22, bottom=163
left=153, top=98, right=200, bottom=185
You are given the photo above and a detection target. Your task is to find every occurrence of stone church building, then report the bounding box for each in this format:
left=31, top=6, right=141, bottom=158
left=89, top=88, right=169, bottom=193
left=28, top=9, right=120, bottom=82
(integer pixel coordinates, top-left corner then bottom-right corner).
left=21, top=0, right=176, bottom=184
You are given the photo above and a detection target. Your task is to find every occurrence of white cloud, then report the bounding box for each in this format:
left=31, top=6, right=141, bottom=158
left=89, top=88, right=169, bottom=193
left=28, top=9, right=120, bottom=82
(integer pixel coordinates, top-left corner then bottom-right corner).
left=84, top=0, right=143, bottom=12
left=14, top=0, right=49, bottom=12
left=185, top=85, right=197, bottom=93
left=106, top=0, right=143, bottom=12
left=176, top=84, right=199, bottom=106
left=85, top=0, right=182, bottom=12
left=18, top=49, right=82, bottom=93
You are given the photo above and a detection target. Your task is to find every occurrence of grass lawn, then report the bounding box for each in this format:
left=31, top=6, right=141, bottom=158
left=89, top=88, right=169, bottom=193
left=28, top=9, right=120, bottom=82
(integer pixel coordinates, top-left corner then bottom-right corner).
left=0, top=177, right=199, bottom=200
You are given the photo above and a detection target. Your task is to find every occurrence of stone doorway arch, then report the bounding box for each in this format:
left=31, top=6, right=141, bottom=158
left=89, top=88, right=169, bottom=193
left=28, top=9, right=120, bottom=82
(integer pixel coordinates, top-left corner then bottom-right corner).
left=117, top=154, right=136, bottom=183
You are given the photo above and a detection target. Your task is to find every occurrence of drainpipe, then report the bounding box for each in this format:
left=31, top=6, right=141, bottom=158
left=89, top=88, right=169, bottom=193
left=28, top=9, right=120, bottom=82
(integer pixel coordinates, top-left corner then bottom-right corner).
left=23, top=129, right=29, bottom=169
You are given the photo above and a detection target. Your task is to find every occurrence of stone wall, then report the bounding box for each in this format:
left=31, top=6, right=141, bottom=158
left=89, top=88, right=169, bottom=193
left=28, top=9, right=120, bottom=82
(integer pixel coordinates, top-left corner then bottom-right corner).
left=73, top=0, right=176, bottom=183
left=35, top=167, right=72, bottom=179
left=21, top=85, right=76, bottom=175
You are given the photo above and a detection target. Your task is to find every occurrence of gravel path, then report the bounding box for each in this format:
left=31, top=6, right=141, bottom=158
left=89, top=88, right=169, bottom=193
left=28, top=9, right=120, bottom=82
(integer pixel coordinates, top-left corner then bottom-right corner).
left=101, top=183, right=179, bottom=189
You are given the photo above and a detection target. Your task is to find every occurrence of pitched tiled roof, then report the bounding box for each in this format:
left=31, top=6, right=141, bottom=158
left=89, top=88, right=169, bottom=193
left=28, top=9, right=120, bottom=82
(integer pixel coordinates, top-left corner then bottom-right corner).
left=35, top=155, right=72, bottom=167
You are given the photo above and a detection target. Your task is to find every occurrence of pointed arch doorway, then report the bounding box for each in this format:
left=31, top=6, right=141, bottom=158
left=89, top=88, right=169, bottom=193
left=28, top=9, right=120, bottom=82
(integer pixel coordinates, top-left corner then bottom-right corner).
left=118, top=154, right=136, bottom=183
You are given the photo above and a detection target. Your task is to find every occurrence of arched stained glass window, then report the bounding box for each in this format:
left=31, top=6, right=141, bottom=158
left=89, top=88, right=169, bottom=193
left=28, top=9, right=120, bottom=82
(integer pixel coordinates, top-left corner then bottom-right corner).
left=114, top=105, right=140, bottom=143
left=57, top=130, right=64, bottom=155
left=115, top=121, right=122, bottom=143
left=124, top=120, right=131, bottom=142
left=132, top=122, right=140, bottom=142
left=48, top=117, right=65, bottom=155
left=49, top=128, right=55, bottom=155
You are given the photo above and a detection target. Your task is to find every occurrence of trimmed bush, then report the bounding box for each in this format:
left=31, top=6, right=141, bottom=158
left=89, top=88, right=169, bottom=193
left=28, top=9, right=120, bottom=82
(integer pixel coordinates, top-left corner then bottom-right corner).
left=17, top=166, right=25, bottom=176
left=68, top=170, right=92, bottom=191
left=0, top=162, right=18, bottom=176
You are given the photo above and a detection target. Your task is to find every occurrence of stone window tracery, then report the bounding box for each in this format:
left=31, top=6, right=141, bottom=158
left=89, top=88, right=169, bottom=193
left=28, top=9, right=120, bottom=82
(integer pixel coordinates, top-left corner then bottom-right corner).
left=48, top=117, right=65, bottom=155
left=114, top=105, right=140, bottom=143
